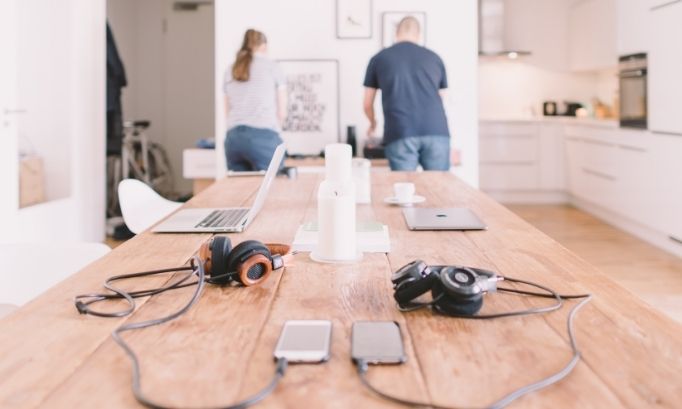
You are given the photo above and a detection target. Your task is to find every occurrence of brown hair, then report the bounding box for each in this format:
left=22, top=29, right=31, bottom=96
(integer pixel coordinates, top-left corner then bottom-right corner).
left=232, top=29, right=267, bottom=82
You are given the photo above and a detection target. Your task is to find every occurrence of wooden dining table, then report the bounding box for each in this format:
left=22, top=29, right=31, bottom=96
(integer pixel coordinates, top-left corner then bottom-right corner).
left=1, top=172, right=680, bottom=409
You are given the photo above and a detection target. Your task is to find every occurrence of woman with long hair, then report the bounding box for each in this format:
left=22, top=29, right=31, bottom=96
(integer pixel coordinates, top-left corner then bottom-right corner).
left=223, top=29, right=287, bottom=170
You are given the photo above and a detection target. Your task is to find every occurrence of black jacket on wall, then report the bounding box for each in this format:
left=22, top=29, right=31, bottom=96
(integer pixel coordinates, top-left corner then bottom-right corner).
left=106, top=22, right=127, bottom=155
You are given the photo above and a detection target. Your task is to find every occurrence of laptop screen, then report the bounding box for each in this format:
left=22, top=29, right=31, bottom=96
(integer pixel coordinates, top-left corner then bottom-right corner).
left=243, top=144, right=286, bottom=225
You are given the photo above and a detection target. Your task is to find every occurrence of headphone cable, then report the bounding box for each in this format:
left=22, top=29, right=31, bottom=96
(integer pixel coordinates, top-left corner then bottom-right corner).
left=111, top=256, right=288, bottom=409
left=73, top=263, right=242, bottom=318
left=358, top=293, right=592, bottom=409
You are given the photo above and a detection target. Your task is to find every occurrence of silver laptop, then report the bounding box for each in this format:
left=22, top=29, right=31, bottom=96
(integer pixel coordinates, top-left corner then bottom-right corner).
left=153, top=144, right=286, bottom=233
left=402, top=208, right=487, bottom=231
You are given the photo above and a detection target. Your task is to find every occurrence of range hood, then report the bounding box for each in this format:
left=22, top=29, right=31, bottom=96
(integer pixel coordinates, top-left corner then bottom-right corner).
left=478, top=0, right=531, bottom=59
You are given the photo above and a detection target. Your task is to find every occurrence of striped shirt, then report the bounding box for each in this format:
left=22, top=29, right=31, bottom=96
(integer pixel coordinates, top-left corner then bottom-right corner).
left=223, top=55, right=286, bottom=132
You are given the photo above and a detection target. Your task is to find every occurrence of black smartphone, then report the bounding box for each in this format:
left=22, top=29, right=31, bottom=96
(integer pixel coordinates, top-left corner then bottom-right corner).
left=351, top=321, right=406, bottom=364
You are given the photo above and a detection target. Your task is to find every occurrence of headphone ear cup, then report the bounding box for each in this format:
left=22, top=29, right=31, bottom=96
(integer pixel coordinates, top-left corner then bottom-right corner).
left=432, top=282, right=484, bottom=317
left=207, top=236, right=232, bottom=284
left=226, top=240, right=273, bottom=286
left=394, top=272, right=439, bottom=305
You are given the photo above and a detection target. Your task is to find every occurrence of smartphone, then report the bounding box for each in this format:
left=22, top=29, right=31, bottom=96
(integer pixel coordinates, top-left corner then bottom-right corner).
left=351, top=321, right=406, bottom=364
left=273, top=320, right=332, bottom=363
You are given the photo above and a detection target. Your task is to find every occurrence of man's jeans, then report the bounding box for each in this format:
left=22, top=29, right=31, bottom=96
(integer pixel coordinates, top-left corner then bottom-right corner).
left=384, top=136, right=451, bottom=171
left=225, top=125, right=283, bottom=171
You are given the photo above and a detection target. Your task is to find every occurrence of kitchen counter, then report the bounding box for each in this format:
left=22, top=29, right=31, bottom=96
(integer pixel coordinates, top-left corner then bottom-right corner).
left=480, top=116, right=619, bottom=128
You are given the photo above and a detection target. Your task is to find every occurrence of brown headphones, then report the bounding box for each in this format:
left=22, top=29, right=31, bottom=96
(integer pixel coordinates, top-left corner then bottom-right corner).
left=198, top=236, right=292, bottom=286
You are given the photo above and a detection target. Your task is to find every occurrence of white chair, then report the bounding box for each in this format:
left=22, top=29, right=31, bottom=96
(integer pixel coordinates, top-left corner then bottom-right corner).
left=0, top=242, right=111, bottom=316
left=118, top=179, right=182, bottom=234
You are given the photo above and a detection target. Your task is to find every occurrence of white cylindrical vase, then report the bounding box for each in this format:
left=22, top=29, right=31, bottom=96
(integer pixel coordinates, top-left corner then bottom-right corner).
left=325, top=143, right=352, bottom=184
left=313, top=144, right=359, bottom=262
left=315, top=180, right=357, bottom=261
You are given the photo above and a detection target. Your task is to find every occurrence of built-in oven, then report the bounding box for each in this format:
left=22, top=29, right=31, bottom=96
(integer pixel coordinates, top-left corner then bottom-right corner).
left=619, top=53, right=647, bottom=129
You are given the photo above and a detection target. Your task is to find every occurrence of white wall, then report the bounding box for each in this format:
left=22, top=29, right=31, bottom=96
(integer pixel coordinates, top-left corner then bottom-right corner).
left=0, top=0, right=106, bottom=243
left=479, top=0, right=616, bottom=119
left=215, top=0, right=479, bottom=186
left=107, top=0, right=215, bottom=195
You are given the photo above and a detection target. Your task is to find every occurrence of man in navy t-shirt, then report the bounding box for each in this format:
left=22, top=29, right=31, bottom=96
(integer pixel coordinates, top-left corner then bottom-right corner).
left=363, top=16, right=450, bottom=171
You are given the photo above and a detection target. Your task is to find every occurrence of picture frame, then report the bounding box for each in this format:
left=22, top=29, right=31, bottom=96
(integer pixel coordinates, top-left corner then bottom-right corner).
left=336, top=0, right=373, bottom=39
left=381, top=11, right=427, bottom=48
left=278, top=59, right=340, bottom=155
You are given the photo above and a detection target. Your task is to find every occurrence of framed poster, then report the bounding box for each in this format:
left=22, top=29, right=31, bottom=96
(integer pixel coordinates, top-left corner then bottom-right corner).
left=336, top=0, right=373, bottom=39
left=278, top=59, right=340, bottom=155
left=381, top=11, right=426, bottom=48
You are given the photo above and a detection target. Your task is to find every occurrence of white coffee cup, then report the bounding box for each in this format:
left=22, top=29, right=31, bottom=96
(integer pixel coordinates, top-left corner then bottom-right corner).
left=393, top=182, right=415, bottom=203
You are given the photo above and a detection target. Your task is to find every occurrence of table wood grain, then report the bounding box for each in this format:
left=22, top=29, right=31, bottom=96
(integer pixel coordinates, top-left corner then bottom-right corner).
left=0, top=172, right=680, bottom=408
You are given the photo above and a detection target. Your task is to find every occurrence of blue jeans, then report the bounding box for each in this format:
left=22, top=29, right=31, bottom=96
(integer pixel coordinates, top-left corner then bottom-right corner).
left=384, top=136, right=450, bottom=171
left=225, top=125, right=284, bottom=171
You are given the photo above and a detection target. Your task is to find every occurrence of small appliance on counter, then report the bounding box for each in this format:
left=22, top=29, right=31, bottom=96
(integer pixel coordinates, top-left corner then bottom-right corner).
left=619, top=53, right=647, bottom=129
left=543, top=101, right=557, bottom=116
left=562, top=102, right=584, bottom=117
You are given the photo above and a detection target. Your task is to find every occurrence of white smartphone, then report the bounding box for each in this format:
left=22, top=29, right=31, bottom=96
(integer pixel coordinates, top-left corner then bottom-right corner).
left=273, top=320, right=332, bottom=363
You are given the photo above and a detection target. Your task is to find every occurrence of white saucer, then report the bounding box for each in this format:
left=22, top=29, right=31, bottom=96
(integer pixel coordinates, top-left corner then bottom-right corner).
left=383, top=195, right=426, bottom=206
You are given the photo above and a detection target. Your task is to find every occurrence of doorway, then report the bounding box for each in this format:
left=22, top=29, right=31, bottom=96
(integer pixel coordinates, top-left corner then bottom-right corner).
left=106, top=0, right=216, bottom=197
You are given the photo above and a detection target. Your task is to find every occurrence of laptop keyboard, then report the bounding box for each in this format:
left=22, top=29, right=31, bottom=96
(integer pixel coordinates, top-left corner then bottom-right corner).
left=196, top=209, right=249, bottom=228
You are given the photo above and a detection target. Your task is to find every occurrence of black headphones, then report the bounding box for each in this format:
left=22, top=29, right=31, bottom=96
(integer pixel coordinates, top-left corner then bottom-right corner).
left=392, top=259, right=500, bottom=316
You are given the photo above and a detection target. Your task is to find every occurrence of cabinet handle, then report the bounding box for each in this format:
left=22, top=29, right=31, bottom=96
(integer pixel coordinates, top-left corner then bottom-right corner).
left=670, top=236, right=682, bottom=246
left=565, top=136, right=584, bottom=142
left=581, top=139, right=615, bottom=148
left=3, top=108, right=28, bottom=115
left=651, top=0, right=682, bottom=11
left=582, top=167, right=617, bottom=181
left=618, top=144, right=647, bottom=153
left=652, top=130, right=682, bottom=137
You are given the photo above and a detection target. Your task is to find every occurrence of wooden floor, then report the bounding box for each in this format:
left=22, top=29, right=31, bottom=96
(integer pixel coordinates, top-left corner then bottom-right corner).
left=508, top=204, right=682, bottom=324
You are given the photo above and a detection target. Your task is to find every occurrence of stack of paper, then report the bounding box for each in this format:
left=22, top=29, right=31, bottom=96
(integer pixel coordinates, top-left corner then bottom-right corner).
left=292, top=221, right=390, bottom=253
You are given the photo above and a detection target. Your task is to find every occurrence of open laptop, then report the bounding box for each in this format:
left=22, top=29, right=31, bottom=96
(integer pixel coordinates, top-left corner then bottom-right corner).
left=402, top=208, right=487, bottom=231
left=153, top=144, right=286, bottom=233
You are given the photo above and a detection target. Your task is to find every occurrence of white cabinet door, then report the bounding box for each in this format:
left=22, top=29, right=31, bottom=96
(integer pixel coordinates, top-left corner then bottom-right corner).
left=649, top=1, right=682, bottom=135
left=569, top=0, right=618, bottom=71
left=538, top=124, right=565, bottom=191
left=647, top=133, right=682, bottom=239
left=611, top=130, right=655, bottom=225
left=617, top=0, right=650, bottom=55
left=564, top=126, right=620, bottom=210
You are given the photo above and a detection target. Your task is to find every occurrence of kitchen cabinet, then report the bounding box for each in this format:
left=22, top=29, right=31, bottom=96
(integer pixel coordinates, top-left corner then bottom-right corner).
left=617, top=0, right=650, bottom=55
left=479, top=123, right=540, bottom=191
left=568, top=0, right=618, bottom=71
left=649, top=0, right=682, bottom=135
left=564, top=126, right=620, bottom=211
left=479, top=121, right=567, bottom=201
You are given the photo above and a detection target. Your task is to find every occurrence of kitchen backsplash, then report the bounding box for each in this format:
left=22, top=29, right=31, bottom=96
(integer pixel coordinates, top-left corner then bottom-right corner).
left=479, top=60, right=618, bottom=119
